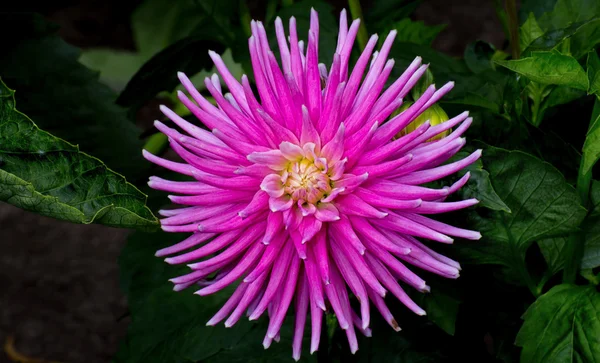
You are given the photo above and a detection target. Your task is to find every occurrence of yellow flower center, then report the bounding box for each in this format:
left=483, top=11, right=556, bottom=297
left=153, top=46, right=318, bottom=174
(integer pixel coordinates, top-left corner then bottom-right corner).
left=283, top=158, right=332, bottom=205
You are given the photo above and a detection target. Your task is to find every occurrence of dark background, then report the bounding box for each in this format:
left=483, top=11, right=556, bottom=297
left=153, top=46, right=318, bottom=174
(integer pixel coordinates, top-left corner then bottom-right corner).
left=0, top=1, right=504, bottom=362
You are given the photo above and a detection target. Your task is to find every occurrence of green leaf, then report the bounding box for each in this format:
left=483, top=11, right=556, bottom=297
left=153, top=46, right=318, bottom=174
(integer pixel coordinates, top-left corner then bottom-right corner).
left=582, top=180, right=600, bottom=269
left=538, top=0, right=600, bottom=30
left=388, top=18, right=446, bottom=46
left=519, top=13, right=545, bottom=51
left=459, top=146, right=586, bottom=269
left=413, top=289, right=460, bottom=336
left=526, top=17, right=600, bottom=59
left=538, top=236, right=569, bottom=275
left=496, top=51, right=589, bottom=90
left=582, top=98, right=600, bottom=175
left=0, top=80, right=157, bottom=230
left=538, top=180, right=600, bottom=272
left=0, top=13, right=146, bottom=178
left=516, top=284, right=600, bottom=362
left=536, top=85, right=586, bottom=123
left=588, top=50, right=600, bottom=96
left=532, top=0, right=600, bottom=59
left=451, top=150, right=511, bottom=213
left=118, top=231, right=315, bottom=362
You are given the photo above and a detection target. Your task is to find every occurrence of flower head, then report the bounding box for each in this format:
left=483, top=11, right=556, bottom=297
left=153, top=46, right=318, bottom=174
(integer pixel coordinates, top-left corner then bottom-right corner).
left=144, top=8, right=481, bottom=360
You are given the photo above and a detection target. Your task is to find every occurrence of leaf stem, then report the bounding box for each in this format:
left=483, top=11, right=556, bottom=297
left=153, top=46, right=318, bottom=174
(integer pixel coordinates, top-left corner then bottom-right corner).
left=348, top=0, right=369, bottom=51
left=505, top=0, right=520, bottom=59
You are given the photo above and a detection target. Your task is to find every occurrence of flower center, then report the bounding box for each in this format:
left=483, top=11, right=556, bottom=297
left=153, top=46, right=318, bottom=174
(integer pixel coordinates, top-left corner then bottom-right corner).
left=283, top=158, right=332, bottom=204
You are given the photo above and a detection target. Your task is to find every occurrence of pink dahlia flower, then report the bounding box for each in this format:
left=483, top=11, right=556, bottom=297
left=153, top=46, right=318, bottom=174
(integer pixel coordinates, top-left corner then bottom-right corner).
left=143, top=8, right=481, bottom=359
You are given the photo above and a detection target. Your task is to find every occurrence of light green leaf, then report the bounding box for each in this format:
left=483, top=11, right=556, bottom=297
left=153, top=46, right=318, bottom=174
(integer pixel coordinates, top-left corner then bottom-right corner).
left=0, top=80, right=157, bottom=230
left=459, top=147, right=586, bottom=269
left=496, top=51, right=589, bottom=90
left=516, top=284, right=600, bottom=362
left=519, top=13, right=544, bottom=51
left=588, top=50, right=600, bottom=96
left=389, top=18, right=446, bottom=46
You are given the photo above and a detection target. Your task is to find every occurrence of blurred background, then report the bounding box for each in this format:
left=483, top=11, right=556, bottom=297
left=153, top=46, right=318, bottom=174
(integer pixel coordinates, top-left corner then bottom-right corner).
left=0, top=0, right=505, bottom=362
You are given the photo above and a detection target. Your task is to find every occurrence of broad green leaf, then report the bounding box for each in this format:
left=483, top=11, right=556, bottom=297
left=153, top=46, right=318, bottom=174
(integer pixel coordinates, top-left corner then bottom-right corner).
left=537, top=236, right=569, bottom=275
left=0, top=80, right=157, bottom=230
left=533, top=0, right=600, bottom=59
left=516, top=284, right=600, bottom=362
left=582, top=98, right=600, bottom=176
left=496, top=51, right=589, bottom=90
left=118, top=231, right=315, bottom=362
left=538, top=0, right=600, bottom=30
left=414, top=289, right=460, bottom=336
left=388, top=18, right=446, bottom=46
left=526, top=17, right=600, bottom=59
left=588, top=50, right=600, bottom=97
left=0, top=13, right=146, bottom=178
left=538, top=180, right=600, bottom=272
left=520, top=13, right=544, bottom=51
left=459, top=147, right=586, bottom=269
left=451, top=150, right=511, bottom=213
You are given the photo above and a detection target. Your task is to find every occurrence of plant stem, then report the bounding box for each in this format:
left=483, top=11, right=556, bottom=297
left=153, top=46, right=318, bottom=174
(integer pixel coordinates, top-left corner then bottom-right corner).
left=282, top=0, right=293, bottom=7
left=505, top=0, right=520, bottom=59
left=348, top=0, right=369, bottom=51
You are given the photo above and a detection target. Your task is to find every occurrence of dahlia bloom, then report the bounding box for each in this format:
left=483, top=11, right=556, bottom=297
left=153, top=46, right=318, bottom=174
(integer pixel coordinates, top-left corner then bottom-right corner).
left=143, top=9, right=481, bottom=359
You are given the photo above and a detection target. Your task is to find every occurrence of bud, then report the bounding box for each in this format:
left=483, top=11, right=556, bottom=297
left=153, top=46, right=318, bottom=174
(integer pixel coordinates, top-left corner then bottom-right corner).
left=394, top=102, right=451, bottom=141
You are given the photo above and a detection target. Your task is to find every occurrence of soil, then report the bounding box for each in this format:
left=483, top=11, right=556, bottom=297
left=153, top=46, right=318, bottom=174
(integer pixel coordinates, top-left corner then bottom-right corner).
left=0, top=1, right=504, bottom=362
